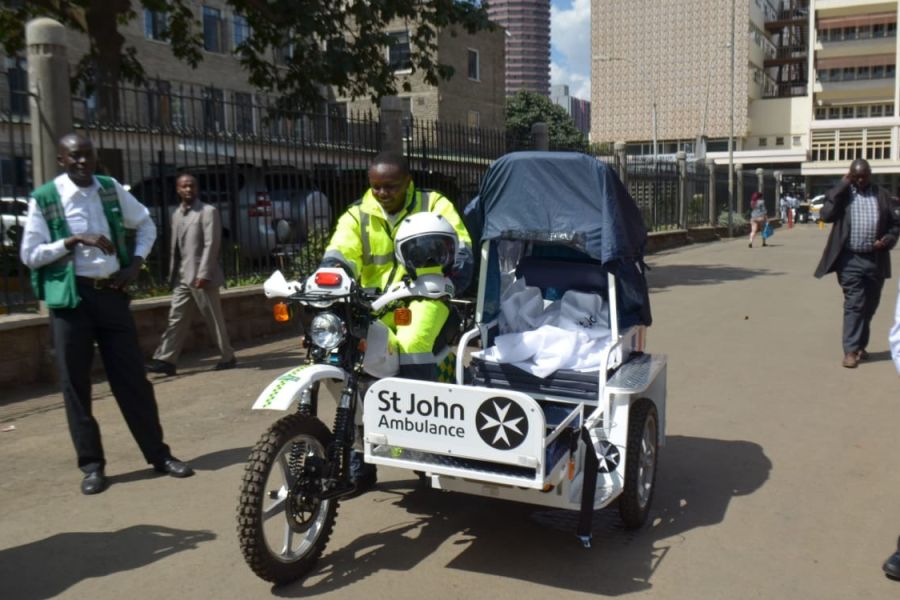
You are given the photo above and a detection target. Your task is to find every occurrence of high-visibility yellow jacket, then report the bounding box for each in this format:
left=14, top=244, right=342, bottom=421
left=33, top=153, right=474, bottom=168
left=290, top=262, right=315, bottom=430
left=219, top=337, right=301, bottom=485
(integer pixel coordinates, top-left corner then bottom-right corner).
left=322, top=182, right=473, bottom=292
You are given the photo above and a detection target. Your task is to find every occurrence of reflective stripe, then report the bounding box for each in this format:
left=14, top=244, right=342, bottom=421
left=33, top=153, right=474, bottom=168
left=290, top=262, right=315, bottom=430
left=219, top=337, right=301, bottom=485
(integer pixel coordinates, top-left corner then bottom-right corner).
left=398, top=346, right=450, bottom=365
left=399, top=352, right=441, bottom=365
left=421, top=190, right=430, bottom=212
left=369, top=253, right=394, bottom=265
left=360, top=211, right=371, bottom=266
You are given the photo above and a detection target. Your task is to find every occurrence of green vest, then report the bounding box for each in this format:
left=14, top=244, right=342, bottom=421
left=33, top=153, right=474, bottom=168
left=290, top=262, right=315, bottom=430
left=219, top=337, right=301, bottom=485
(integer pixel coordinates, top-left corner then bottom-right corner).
left=30, top=176, right=130, bottom=309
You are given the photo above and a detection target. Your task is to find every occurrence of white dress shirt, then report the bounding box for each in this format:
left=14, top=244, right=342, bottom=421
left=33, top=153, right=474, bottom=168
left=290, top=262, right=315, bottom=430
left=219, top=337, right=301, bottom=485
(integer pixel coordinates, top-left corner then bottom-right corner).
left=19, top=174, right=156, bottom=279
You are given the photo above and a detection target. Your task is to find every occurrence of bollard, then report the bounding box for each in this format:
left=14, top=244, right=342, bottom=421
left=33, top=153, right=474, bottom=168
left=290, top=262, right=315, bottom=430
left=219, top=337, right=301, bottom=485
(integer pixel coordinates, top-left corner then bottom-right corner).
left=818, top=219, right=825, bottom=230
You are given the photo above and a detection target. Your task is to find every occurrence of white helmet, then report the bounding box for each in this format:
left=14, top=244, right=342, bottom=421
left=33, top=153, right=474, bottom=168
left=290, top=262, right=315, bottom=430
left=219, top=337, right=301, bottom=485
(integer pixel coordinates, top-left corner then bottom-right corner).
left=394, top=212, right=458, bottom=277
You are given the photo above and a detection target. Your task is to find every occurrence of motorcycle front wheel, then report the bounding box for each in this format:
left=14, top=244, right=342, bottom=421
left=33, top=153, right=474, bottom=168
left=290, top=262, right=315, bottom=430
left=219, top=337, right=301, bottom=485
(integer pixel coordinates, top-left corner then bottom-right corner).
left=237, top=414, right=337, bottom=584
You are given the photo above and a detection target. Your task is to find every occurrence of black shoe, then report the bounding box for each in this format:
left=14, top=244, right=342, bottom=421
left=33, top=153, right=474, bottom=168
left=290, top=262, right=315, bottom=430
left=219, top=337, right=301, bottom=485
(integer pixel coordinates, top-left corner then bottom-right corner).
left=146, top=359, right=176, bottom=376
left=153, top=458, right=194, bottom=478
left=214, top=357, right=237, bottom=371
left=347, top=470, right=377, bottom=498
left=81, top=469, right=107, bottom=495
left=884, top=550, right=900, bottom=580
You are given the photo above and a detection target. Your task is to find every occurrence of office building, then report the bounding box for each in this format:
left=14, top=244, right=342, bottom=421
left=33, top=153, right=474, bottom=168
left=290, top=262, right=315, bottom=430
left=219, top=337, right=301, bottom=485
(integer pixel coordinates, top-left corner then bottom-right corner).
left=591, top=0, right=900, bottom=192
left=487, top=0, right=551, bottom=96
left=551, top=84, right=591, bottom=136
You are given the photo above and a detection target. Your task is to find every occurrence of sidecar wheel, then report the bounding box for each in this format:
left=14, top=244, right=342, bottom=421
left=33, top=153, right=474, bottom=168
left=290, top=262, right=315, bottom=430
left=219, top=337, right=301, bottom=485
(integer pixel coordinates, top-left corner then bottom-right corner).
left=618, top=399, right=659, bottom=529
left=237, top=414, right=337, bottom=584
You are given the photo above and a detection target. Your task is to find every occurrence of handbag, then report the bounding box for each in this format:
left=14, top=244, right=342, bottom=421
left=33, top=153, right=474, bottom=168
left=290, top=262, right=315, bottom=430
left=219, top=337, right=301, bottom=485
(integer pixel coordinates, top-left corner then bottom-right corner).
left=762, top=222, right=774, bottom=239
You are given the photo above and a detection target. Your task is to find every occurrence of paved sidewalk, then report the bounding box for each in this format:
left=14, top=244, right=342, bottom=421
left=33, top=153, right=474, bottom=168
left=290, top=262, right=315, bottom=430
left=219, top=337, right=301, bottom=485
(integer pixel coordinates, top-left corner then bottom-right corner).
left=1, top=224, right=899, bottom=600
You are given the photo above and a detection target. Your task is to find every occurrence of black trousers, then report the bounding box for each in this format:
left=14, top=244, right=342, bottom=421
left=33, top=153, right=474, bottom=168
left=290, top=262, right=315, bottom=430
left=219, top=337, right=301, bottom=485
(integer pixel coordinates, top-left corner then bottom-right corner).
left=836, top=250, right=885, bottom=354
left=51, top=281, right=170, bottom=472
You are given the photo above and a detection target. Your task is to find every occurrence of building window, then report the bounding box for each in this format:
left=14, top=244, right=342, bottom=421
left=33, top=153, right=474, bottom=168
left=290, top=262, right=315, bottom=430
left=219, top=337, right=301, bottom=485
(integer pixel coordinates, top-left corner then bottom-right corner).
left=758, top=137, right=767, bottom=147
left=233, top=15, right=250, bottom=50
left=5, top=56, right=28, bottom=117
left=203, top=6, right=226, bottom=53
left=467, top=49, right=480, bottom=81
left=842, top=106, right=854, bottom=119
left=202, top=87, right=225, bottom=132
left=775, top=137, right=784, bottom=146
left=815, top=107, right=827, bottom=120
left=387, top=31, right=412, bottom=71
left=147, top=80, right=171, bottom=128
left=234, top=92, right=254, bottom=135
left=144, top=9, right=168, bottom=41
left=792, top=135, right=801, bottom=146
left=467, top=110, right=480, bottom=128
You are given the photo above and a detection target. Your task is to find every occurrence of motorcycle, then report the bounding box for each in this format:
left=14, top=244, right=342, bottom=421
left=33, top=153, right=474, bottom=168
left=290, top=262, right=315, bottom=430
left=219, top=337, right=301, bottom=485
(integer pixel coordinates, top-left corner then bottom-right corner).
left=236, top=267, right=456, bottom=584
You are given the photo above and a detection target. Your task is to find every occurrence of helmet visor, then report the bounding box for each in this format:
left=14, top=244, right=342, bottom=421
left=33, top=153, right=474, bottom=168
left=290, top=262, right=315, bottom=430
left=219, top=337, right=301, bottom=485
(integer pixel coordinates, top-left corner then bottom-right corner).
left=398, top=234, right=456, bottom=271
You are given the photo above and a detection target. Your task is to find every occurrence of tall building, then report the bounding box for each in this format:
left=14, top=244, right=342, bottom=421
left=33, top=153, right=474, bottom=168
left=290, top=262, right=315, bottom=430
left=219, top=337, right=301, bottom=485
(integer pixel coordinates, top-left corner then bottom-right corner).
left=551, top=84, right=591, bottom=136
left=487, top=0, right=551, bottom=96
left=591, top=0, right=900, bottom=194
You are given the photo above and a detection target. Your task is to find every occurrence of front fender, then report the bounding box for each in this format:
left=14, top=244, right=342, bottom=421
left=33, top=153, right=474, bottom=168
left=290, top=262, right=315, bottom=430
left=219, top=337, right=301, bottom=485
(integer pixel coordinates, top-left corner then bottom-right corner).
left=252, top=364, right=348, bottom=411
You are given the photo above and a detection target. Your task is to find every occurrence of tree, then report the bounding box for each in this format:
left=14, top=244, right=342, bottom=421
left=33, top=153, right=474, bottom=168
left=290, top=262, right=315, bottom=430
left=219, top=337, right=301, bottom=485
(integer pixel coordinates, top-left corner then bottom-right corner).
left=0, top=1, right=493, bottom=114
left=505, top=91, right=587, bottom=150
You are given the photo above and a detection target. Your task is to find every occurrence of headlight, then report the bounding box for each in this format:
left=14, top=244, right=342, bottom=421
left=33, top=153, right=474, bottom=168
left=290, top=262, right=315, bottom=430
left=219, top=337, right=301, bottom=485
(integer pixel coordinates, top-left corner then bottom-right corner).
left=309, top=312, right=345, bottom=350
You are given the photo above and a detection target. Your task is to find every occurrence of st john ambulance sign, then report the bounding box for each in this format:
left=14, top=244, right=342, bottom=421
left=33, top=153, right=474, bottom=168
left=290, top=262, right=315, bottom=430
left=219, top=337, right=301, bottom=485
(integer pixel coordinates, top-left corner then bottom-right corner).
left=363, top=379, right=544, bottom=467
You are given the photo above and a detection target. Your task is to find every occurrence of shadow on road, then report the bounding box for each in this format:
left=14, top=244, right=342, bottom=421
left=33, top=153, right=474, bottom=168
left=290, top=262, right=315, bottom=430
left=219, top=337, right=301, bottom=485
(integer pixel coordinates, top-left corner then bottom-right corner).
left=0, top=525, right=216, bottom=600
left=647, top=264, right=781, bottom=291
left=189, top=446, right=253, bottom=471
left=277, top=435, right=771, bottom=597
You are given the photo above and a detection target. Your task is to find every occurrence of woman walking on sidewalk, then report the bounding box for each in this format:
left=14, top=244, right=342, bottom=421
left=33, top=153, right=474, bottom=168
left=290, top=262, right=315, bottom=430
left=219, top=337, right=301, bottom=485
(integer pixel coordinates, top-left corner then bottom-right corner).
left=749, top=191, right=768, bottom=248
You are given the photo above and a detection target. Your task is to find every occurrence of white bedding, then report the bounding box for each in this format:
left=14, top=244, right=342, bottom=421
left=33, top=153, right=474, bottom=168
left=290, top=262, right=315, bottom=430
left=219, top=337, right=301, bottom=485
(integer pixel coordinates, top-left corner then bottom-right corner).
left=474, top=278, right=611, bottom=377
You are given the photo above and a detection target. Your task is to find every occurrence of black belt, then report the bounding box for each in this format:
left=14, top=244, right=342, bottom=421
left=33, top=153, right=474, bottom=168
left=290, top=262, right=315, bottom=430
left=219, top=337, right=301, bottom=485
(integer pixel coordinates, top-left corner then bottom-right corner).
left=75, top=276, right=118, bottom=290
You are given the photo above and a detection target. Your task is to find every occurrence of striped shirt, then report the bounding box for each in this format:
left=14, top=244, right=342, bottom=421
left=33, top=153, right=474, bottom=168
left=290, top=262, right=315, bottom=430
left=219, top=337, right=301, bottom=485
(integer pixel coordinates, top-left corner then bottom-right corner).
left=847, top=186, right=879, bottom=252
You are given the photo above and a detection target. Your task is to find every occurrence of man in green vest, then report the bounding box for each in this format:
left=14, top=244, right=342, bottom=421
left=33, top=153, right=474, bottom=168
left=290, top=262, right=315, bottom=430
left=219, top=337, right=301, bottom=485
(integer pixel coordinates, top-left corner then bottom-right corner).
left=320, top=151, right=473, bottom=495
left=19, top=133, right=193, bottom=495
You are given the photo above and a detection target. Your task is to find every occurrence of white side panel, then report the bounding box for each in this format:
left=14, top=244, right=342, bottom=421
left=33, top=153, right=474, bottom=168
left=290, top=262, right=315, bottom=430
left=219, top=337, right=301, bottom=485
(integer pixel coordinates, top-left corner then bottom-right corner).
left=252, top=364, right=348, bottom=411
left=363, top=379, right=545, bottom=469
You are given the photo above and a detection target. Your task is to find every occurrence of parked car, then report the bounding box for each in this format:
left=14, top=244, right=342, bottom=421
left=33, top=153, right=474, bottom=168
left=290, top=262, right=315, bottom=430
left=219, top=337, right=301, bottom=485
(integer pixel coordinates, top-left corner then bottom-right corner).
left=129, top=164, right=331, bottom=261
left=1, top=196, right=27, bottom=250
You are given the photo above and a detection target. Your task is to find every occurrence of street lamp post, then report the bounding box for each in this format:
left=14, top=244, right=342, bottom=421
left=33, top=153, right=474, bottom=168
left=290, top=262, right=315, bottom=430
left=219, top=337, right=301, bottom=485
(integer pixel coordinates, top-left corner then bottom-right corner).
left=727, top=0, right=736, bottom=237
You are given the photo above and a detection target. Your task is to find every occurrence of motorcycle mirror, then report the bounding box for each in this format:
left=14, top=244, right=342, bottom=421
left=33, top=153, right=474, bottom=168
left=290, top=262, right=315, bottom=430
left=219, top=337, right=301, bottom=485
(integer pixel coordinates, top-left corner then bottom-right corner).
left=263, top=270, right=296, bottom=298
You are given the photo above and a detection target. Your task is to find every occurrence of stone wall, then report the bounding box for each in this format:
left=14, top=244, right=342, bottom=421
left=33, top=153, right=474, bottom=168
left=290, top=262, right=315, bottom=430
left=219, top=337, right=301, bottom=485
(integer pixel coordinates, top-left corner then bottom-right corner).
left=0, top=286, right=299, bottom=390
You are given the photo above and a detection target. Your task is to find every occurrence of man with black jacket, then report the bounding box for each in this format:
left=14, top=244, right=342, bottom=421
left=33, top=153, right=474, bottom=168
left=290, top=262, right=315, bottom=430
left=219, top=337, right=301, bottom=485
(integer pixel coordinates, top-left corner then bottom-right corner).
left=814, top=158, right=900, bottom=368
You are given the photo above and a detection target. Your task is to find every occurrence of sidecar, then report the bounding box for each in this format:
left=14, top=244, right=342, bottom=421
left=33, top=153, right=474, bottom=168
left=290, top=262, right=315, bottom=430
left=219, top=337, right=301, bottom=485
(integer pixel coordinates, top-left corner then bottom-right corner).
left=362, top=152, right=666, bottom=544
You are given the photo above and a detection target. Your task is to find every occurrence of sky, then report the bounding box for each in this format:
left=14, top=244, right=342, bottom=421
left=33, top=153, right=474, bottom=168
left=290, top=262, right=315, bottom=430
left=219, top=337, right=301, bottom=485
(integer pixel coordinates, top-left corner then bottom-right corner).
left=550, top=0, right=591, bottom=100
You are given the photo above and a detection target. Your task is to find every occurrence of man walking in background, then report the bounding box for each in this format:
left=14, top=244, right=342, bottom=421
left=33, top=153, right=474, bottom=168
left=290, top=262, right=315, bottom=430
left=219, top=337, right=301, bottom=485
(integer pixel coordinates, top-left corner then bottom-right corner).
left=147, top=174, right=235, bottom=376
left=814, top=158, right=900, bottom=368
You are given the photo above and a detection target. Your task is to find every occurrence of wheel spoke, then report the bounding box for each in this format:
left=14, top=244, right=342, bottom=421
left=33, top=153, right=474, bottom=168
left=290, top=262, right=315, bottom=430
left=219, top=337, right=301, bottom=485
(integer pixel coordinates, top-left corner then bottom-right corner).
left=262, top=488, right=287, bottom=520
left=281, top=524, right=295, bottom=557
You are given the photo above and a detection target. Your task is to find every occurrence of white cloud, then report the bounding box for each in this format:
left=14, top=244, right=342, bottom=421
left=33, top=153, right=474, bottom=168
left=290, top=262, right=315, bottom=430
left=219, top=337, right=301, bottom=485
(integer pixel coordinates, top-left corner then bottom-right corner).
left=551, top=62, right=591, bottom=100
left=551, top=0, right=591, bottom=100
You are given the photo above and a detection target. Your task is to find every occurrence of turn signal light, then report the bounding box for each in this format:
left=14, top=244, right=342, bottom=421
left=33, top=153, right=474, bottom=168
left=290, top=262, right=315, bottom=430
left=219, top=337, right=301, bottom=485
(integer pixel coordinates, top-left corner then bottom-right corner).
left=394, top=307, right=412, bottom=326
left=273, top=302, right=290, bottom=322
left=314, top=271, right=342, bottom=287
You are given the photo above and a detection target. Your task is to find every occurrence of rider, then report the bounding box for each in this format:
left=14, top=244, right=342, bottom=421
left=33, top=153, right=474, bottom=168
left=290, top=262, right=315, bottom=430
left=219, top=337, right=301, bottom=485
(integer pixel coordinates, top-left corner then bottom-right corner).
left=320, top=151, right=473, bottom=493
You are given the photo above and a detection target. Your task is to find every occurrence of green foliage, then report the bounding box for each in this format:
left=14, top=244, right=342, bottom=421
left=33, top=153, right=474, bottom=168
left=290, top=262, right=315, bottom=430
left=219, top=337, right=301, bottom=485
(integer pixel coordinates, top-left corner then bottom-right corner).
left=505, top=91, right=588, bottom=150
left=1, top=1, right=493, bottom=112
left=289, top=231, right=330, bottom=280
left=717, top=210, right=747, bottom=227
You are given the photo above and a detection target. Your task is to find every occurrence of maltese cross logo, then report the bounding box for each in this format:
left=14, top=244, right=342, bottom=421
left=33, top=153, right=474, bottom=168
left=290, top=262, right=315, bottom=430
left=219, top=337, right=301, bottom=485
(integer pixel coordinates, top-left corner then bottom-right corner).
left=476, top=397, right=528, bottom=450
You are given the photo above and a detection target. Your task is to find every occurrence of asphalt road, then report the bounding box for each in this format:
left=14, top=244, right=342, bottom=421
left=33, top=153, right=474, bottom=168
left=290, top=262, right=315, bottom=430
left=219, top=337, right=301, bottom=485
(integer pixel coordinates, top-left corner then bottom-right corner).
left=1, top=223, right=899, bottom=599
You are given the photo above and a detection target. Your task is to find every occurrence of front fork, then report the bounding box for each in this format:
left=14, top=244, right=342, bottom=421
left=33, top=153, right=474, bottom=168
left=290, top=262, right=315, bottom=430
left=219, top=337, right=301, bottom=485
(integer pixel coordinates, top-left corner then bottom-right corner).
left=320, top=366, right=363, bottom=499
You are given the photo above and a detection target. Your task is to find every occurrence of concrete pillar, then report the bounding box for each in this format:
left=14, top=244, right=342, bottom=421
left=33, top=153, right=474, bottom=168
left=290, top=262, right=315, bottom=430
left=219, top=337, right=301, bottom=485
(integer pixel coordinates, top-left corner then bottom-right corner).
left=379, top=96, right=404, bottom=155
left=755, top=167, right=764, bottom=194
left=774, top=170, right=783, bottom=220
left=706, top=158, right=717, bottom=226
left=614, top=141, right=627, bottom=188
left=531, top=122, right=549, bottom=151
left=676, top=151, right=687, bottom=229
left=736, top=165, right=745, bottom=217
left=26, top=18, right=73, bottom=185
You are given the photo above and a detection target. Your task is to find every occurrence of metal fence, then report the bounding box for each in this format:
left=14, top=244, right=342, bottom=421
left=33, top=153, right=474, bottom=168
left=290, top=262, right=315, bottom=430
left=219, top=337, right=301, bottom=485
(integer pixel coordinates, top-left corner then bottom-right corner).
left=1, top=82, right=719, bottom=315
